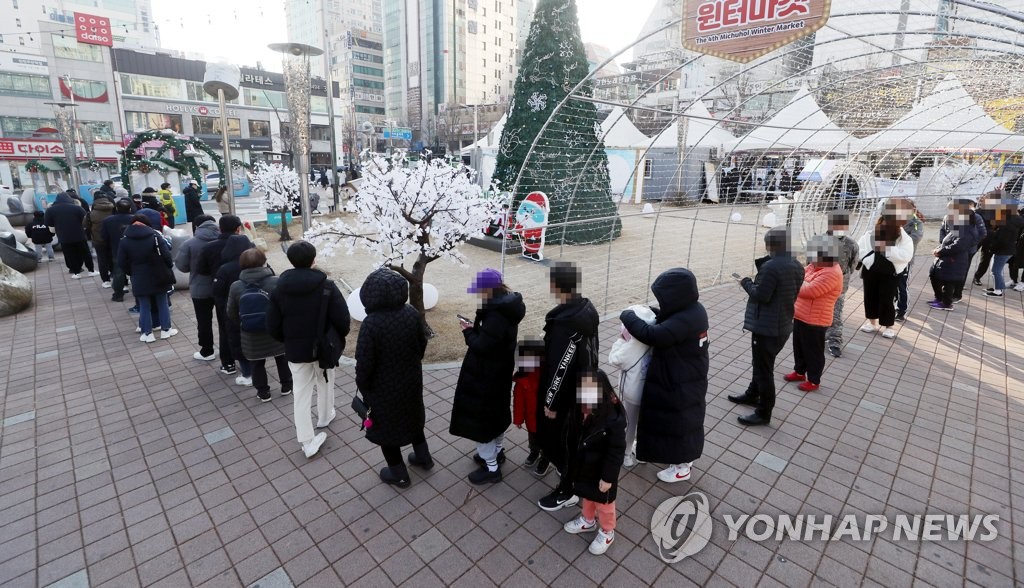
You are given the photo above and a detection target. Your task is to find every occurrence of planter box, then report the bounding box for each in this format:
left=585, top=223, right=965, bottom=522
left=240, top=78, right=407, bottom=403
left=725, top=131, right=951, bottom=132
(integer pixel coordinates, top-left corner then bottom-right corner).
left=266, top=210, right=293, bottom=227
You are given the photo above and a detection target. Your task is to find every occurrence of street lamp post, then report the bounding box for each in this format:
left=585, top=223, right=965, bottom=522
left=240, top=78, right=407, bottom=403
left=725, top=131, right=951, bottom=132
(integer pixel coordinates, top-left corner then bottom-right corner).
left=44, top=101, right=81, bottom=192
left=202, top=63, right=241, bottom=216
left=320, top=0, right=341, bottom=212
left=458, top=103, right=481, bottom=186
left=270, top=42, right=325, bottom=233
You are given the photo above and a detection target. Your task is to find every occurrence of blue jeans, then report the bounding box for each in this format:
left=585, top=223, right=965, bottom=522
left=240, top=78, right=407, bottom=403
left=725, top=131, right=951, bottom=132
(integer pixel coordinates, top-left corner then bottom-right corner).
left=992, top=254, right=1011, bottom=291
left=139, top=293, right=171, bottom=335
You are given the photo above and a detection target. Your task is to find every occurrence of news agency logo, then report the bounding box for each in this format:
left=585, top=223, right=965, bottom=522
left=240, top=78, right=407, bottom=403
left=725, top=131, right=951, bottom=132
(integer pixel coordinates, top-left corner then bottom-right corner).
left=652, top=492, right=1000, bottom=564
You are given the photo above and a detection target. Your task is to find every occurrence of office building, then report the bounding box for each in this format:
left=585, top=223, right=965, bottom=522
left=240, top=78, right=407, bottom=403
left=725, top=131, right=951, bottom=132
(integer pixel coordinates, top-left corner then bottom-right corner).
left=0, top=0, right=159, bottom=53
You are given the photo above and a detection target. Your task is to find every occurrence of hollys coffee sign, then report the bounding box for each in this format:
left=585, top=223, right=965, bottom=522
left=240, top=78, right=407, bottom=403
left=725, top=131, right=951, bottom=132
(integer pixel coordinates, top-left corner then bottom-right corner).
left=74, top=12, right=114, bottom=47
left=682, top=0, right=831, bottom=63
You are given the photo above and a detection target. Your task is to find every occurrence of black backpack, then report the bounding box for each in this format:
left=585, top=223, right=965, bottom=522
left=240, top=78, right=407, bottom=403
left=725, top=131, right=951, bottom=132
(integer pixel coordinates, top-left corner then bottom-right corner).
left=238, top=281, right=271, bottom=332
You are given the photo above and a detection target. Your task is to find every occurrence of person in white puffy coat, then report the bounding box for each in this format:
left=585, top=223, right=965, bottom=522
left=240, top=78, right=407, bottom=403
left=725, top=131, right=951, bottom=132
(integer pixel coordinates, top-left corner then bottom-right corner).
left=607, top=305, right=656, bottom=468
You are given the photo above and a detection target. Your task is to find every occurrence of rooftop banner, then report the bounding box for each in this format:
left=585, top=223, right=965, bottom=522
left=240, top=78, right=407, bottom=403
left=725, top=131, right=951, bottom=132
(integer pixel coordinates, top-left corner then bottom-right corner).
left=74, top=12, right=113, bottom=47
left=682, top=0, right=831, bottom=63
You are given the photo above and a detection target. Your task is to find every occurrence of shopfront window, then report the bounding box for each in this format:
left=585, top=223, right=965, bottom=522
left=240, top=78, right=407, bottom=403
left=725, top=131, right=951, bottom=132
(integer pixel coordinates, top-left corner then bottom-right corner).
left=52, top=34, right=103, bottom=62
left=185, top=80, right=239, bottom=104
left=248, top=119, right=271, bottom=138
left=311, top=125, right=331, bottom=141
left=120, top=73, right=185, bottom=100
left=125, top=111, right=183, bottom=133
left=0, top=116, right=57, bottom=138
left=242, top=87, right=286, bottom=109
left=61, top=78, right=108, bottom=102
left=80, top=121, right=115, bottom=141
left=312, top=96, right=328, bottom=114
left=192, top=115, right=241, bottom=137
left=0, top=72, right=51, bottom=98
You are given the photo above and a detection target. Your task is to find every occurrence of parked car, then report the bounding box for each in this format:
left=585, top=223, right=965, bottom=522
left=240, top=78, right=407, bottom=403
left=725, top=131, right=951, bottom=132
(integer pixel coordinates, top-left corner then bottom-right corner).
left=205, top=173, right=221, bottom=191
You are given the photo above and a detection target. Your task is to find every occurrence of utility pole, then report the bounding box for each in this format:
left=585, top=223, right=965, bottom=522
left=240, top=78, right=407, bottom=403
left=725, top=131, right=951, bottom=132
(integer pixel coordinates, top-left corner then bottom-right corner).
left=321, top=0, right=341, bottom=211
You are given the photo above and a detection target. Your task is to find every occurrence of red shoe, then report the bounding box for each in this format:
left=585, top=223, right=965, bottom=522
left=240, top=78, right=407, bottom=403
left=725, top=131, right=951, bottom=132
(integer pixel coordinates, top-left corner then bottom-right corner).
left=784, top=372, right=806, bottom=382
left=798, top=382, right=819, bottom=392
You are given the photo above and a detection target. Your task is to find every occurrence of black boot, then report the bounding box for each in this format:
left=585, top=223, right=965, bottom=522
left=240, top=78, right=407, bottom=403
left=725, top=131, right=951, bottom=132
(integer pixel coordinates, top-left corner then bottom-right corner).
left=738, top=412, right=770, bottom=426
left=407, top=441, right=434, bottom=470
left=727, top=393, right=760, bottom=407
left=379, top=465, right=411, bottom=488
left=468, top=465, right=502, bottom=485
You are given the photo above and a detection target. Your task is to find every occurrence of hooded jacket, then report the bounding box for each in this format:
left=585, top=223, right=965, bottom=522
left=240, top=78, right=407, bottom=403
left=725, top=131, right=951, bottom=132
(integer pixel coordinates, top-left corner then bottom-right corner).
left=83, top=197, right=114, bottom=243
left=227, top=266, right=286, bottom=360
left=354, top=268, right=427, bottom=447
left=196, top=232, right=234, bottom=278
left=450, top=291, right=527, bottom=443
left=174, top=220, right=220, bottom=299
left=27, top=213, right=53, bottom=244
left=620, top=268, right=710, bottom=465
left=794, top=264, right=843, bottom=327
left=266, top=267, right=351, bottom=363
left=569, top=400, right=627, bottom=504
left=117, top=223, right=172, bottom=296
left=43, top=192, right=88, bottom=244
left=985, top=215, right=1024, bottom=255
left=540, top=296, right=600, bottom=414
left=212, top=235, right=253, bottom=303
left=101, top=211, right=134, bottom=259
left=183, top=184, right=204, bottom=224
left=931, top=226, right=973, bottom=282
left=608, top=305, right=656, bottom=405
left=741, top=252, right=804, bottom=338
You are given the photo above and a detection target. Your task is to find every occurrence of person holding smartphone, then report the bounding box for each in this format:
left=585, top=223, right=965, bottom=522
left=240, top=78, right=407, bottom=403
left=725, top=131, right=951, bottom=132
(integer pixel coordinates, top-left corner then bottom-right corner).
left=449, top=268, right=526, bottom=485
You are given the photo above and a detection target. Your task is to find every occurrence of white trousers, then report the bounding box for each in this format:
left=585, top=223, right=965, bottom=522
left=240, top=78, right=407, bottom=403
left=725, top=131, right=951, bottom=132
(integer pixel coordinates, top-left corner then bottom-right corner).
left=289, top=362, right=335, bottom=445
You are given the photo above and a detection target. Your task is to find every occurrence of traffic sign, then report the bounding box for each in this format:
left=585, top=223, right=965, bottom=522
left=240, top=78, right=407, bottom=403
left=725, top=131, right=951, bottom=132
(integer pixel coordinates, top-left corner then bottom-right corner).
left=383, top=128, right=413, bottom=141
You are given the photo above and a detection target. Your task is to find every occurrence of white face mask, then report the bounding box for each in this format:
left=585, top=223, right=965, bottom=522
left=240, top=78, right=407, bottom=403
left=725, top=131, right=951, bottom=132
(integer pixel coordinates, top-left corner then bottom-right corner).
left=832, top=230, right=846, bottom=237
left=518, top=357, right=540, bottom=369
left=578, top=386, right=599, bottom=407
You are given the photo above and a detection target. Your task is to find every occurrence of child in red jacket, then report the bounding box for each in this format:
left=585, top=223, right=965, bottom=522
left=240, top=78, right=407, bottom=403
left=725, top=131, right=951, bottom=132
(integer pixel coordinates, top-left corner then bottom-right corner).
left=786, top=235, right=843, bottom=392
left=513, top=340, right=544, bottom=468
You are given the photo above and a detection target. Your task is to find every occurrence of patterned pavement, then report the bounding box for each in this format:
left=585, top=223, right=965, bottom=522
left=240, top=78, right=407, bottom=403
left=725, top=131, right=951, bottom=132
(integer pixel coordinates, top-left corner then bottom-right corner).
left=0, top=254, right=1021, bottom=587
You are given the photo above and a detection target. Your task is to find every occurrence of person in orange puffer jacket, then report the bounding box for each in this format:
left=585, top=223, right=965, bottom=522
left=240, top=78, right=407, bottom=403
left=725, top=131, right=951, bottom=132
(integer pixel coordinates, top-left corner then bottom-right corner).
left=785, top=235, right=843, bottom=392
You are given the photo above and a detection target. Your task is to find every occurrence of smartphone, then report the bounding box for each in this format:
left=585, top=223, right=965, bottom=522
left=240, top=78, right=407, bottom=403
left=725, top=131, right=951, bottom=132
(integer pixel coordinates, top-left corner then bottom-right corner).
left=731, top=272, right=743, bottom=280
left=457, top=314, right=472, bottom=323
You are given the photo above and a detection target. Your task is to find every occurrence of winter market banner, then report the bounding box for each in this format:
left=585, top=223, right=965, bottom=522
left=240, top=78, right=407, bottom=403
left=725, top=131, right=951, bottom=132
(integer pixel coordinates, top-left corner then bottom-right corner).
left=682, top=0, right=832, bottom=63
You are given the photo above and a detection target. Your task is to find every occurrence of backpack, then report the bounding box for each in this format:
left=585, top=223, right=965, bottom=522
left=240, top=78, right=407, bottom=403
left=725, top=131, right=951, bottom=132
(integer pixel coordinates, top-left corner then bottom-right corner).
left=238, top=281, right=271, bottom=332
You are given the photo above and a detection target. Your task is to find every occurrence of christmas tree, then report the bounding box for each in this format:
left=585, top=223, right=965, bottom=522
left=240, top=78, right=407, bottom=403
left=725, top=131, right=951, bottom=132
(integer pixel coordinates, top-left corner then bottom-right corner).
left=492, top=0, right=620, bottom=244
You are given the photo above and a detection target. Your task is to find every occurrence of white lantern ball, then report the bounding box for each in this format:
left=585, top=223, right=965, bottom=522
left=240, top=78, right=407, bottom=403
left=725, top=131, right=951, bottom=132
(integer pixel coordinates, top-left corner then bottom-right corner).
left=347, top=288, right=367, bottom=322
left=730, top=212, right=742, bottom=223
left=422, top=283, right=439, bottom=310
left=762, top=212, right=777, bottom=227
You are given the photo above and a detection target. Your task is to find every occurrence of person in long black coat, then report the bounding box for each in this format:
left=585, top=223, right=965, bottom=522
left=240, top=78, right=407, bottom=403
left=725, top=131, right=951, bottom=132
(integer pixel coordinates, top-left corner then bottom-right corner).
left=213, top=234, right=254, bottom=383
left=117, top=214, right=175, bottom=340
left=620, top=268, right=709, bottom=484
left=930, top=207, right=976, bottom=309
left=356, top=268, right=430, bottom=489
left=449, top=268, right=526, bottom=485
left=183, top=181, right=204, bottom=228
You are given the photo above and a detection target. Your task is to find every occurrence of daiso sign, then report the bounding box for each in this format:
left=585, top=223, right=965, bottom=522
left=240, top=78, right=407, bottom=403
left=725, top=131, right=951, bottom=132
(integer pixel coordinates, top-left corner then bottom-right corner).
left=74, top=12, right=113, bottom=47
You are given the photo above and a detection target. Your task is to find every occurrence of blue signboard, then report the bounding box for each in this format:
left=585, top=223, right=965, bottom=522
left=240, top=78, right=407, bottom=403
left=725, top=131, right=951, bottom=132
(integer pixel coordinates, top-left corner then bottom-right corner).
left=383, top=128, right=413, bottom=141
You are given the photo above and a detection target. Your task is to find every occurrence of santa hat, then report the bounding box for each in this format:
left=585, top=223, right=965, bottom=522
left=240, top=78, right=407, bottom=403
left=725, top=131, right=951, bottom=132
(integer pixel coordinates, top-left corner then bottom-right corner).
left=524, top=191, right=548, bottom=211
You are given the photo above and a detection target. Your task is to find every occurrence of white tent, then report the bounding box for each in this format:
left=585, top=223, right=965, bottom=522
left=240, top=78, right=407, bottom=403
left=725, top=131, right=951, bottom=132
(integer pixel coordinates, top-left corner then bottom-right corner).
left=727, top=84, right=858, bottom=153
left=647, top=101, right=737, bottom=150
left=857, top=75, right=1024, bottom=153
left=460, top=114, right=506, bottom=154
left=600, top=107, right=651, bottom=148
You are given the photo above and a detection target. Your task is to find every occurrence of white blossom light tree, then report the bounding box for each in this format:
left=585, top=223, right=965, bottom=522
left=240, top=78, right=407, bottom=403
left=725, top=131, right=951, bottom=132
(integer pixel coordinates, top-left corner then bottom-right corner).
left=252, top=162, right=300, bottom=241
left=305, top=154, right=500, bottom=335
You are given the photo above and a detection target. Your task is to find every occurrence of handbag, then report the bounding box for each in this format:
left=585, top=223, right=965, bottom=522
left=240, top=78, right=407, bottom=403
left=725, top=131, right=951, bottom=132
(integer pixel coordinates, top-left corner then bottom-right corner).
left=311, top=284, right=343, bottom=374
left=153, top=235, right=176, bottom=288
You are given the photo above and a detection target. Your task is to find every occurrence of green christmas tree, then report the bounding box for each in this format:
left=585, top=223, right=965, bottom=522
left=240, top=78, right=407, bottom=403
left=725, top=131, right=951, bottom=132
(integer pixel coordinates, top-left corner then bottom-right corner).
left=493, top=0, right=620, bottom=245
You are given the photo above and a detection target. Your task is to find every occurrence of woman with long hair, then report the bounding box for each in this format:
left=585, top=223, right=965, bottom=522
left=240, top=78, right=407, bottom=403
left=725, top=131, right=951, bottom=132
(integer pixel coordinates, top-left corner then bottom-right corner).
left=857, top=199, right=915, bottom=339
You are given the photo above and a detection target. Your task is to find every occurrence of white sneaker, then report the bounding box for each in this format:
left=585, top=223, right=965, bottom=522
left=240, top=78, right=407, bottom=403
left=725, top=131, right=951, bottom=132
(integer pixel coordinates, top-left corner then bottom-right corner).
left=235, top=376, right=253, bottom=386
left=859, top=323, right=878, bottom=333
left=1015, top=283, right=1024, bottom=292
left=101, top=281, right=112, bottom=288
left=139, top=333, right=156, bottom=343
left=40, top=257, right=49, bottom=263
left=657, top=463, right=692, bottom=483
left=70, top=273, right=82, bottom=279
left=563, top=515, right=597, bottom=534
left=302, top=432, right=327, bottom=458
left=623, top=453, right=636, bottom=468
left=193, top=351, right=216, bottom=361
left=160, top=328, right=178, bottom=340
left=589, top=529, right=615, bottom=555
left=316, top=407, right=337, bottom=429
left=88, top=271, right=100, bottom=277
left=881, top=329, right=896, bottom=339
left=135, top=326, right=141, bottom=333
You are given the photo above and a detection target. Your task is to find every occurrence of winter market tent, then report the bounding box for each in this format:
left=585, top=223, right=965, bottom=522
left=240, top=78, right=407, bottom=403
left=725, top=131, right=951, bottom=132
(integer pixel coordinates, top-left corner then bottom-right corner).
left=648, top=101, right=737, bottom=150
left=599, top=107, right=651, bottom=148
left=856, top=74, right=1024, bottom=153
left=727, top=84, right=858, bottom=153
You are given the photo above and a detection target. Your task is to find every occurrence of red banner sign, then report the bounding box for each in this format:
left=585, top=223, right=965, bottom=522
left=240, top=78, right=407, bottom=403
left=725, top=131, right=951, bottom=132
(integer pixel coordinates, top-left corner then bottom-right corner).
left=683, top=0, right=831, bottom=63
left=74, top=12, right=113, bottom=47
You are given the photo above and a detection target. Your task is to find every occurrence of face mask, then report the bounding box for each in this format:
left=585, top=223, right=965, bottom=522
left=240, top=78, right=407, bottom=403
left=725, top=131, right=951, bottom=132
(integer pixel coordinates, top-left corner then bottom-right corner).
left=832, top=230, right=846, bottom=237
left=518, top=357, right=540, bottom=369
left=578, top=386, right=599, bottom=407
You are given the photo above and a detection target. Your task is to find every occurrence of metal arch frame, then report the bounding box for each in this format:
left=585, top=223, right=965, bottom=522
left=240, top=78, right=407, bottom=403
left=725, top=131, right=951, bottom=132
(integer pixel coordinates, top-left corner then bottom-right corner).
left=503, top=4, right=1024, bottom=305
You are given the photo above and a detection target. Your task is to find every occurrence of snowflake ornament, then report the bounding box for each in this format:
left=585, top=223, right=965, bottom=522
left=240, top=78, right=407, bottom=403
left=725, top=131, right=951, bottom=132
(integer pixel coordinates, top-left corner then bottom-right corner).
left=527, top=92, right=548, bottom=112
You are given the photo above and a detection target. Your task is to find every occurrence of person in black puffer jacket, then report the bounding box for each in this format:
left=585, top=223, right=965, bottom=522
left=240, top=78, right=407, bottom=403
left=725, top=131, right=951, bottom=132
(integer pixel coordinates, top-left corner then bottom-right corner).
left=183, top=181, right=204, bottom=228
left=449, top=268, right=526, bottom=485
left=537, top=262, right=600, bottom=513
left=26, top=211, right=55, bottom=261
left=83, top=196, right=115, bottom=285
left=101, top=199, right=135, bottom=301
left=266, top=241, right=351, bottom=459
left=981, top=202, right=1024, bottom=297
left=620, top=268, right=709, bottom=484
left=213, top=234, right=255, bottom=384
left=561, top=369, right=626, bottom=556
left=356, top=267, right=429, bottom=488
left=197, top=215, right=244, bottom=374
left=44, top=191, right=95, bottom=277
left=728, top=227, right=804, bottom=427
left=929, top=204, right=976, bottom=310
left=117, top=213, right=176, bottom=341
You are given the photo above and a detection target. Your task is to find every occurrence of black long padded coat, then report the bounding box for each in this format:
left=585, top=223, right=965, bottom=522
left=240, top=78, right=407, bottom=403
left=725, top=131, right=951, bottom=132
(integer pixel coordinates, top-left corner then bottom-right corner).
left=620, top=268, right=710, bottom=465
left=356, top=269, right=429, bottom=447
left=449, top=291, right=526, bottom=443
left=569, top=400, right=627, bottom=504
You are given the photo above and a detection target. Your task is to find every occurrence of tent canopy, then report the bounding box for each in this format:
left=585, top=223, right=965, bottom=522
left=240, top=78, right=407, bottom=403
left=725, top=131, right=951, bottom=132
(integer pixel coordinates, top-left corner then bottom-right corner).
left=727, top=84, right=858, bottom=153
left=600, top=106, right=651, bottom=148
left=857, top=74, right=1024, bottom=153
left=461, top=114, right=506, bottom=154
left=649, top=100, right=737, bottom=149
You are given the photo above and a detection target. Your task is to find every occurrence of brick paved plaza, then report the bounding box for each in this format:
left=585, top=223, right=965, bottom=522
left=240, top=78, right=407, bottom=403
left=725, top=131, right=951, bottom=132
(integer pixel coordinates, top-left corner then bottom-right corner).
left=1, top=253, right=1021, bottom=587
